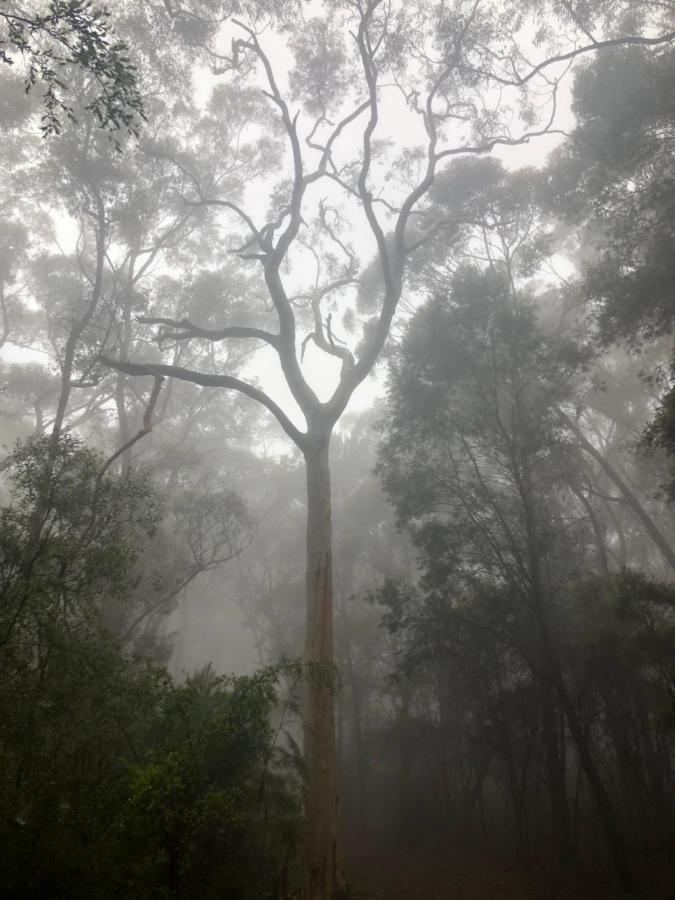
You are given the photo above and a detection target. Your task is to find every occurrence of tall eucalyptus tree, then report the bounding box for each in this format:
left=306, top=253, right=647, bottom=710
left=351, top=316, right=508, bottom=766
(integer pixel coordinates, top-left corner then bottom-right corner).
left=102, top=3, right=675, bottom=896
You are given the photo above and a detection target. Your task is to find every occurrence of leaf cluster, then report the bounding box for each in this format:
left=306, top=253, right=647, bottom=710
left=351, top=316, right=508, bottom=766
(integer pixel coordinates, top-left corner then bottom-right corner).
left=0, top=436, right=301, bottom=899
left=0, top=0, right=145, bottom=143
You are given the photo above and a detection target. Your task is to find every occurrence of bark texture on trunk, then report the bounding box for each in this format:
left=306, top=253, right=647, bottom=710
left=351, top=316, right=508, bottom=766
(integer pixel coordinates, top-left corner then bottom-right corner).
left=303, top=436, right=346, bottom=900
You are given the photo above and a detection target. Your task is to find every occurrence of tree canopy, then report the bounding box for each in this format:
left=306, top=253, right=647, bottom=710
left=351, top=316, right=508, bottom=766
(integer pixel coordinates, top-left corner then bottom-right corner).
left=1, top=2, right=674, bottom=899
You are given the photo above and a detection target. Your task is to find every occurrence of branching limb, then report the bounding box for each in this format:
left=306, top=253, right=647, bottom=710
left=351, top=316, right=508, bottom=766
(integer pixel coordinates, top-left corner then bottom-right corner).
left=100, top=356, right=306, bottom=447
left=304, top=281, right=357, bottom=372
left=393, top=0, right=484, bottom=266
left=183, top=197, right=265, bottom=250
left=435, top=77, right=564, bottom=162
left=465, top=30, right=675, bottom=89
left=305, top=100, right=372, bottom=181
left=98, top=375, right=165, bottom=479
left=232, top=20, right=305, bottom=261
left=133, top=213, right=195, bottom=283
left=52, top=186, right=107, bottom=440
left=352, top=0, right=394, bottom=297
left=136, top=315, right=279, bottom=348
left=557, top=407, right=675, bottom=572
left=147, top=146, right=267, bottom=252
left=206, top=21, right=323, bottom=418
left=559, top=1, right=599, bottom=44
left=318, top=201, right=359, bottom=271
left=404, top=216, right=491, bottom=254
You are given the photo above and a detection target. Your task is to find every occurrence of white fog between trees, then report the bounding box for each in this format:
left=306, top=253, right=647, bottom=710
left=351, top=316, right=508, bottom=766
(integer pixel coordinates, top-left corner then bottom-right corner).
left=0, top=2, right=674, bottom=899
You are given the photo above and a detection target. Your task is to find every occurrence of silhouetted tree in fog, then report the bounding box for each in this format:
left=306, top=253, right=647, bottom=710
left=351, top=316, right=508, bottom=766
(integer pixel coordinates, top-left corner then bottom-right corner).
left=99, top=4, right=675, bottom=896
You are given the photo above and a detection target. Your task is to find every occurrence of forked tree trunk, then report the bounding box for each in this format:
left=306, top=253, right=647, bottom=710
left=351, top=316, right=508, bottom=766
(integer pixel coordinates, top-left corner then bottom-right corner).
left=303, top=434, right=347, bottom=900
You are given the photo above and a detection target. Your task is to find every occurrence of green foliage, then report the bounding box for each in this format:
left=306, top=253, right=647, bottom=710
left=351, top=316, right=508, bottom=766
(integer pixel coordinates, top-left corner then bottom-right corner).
left=122, top=664, right=302, bottom=899
left=641, top=376, right=675, bottom=503
left=548, top=43, right=675, bottom=508
left=0, top=433, right=160, bottom=642
left=0, top=0, right=145, bottom=141
left=377, top=265, right=589, bottom=566
left=548, top=45, right=675, bottom=347
left=376, top=269, right=675, bottom=859
left=0, top=436, right=301, bottom=899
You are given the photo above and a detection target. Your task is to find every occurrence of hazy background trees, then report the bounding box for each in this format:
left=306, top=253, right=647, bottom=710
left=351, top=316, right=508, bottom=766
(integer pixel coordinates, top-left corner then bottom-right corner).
left=1, top=1, right=674, bottom=898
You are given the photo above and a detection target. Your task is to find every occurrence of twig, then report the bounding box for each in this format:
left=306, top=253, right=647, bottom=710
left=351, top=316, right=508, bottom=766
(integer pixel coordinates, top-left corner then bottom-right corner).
left=98, top=374, right=164, bottom=479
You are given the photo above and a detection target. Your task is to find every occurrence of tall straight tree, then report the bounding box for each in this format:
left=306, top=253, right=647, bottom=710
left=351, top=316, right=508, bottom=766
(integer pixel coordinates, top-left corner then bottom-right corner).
left=103, top=3, right=675, bottom=896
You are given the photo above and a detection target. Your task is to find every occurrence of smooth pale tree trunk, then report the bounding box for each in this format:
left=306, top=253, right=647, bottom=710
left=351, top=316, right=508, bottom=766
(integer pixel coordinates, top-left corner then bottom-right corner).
left=303, top=434, right=347, bottom=900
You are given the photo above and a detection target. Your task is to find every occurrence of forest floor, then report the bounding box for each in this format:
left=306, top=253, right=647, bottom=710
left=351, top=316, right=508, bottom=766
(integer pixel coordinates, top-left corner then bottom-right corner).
left=346, top=840, right=675, bottom=899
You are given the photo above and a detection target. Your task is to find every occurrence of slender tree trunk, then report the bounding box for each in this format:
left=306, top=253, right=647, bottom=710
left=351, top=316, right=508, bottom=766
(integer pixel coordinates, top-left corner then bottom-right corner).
left=505, top=731, right=532, bottom=863
left=115, top=373, right=133, bottom=472
left=51, top=330, right=79, bottom=444
left=633, top=681, right=671, bottom=836
left=530, top=576, right=636, bottom=892
left=561, top=412, right=675, bottom=572
left=518, top=451, right=634, bottom=892
left=303, top=433, right=347, bottom=900
left=516, top=454, right=573, bottom=863
left=398, top=679, right=413, bottom=845
left=115, top=282, right=134, bottom=474
left=570, top=484, right=610, bottom=576
left=344, top=642, right=368, bottom=831
left=555, top=677, right=637, bottom=895
left=540, top=685, right=573, bottom=863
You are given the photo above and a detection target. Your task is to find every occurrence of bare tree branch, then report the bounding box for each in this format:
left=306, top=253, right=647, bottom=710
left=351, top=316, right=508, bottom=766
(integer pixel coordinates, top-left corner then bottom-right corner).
left=465, top=30, right=675, bottom=89
left=136, top=315, right=279, bottom=348
left=305, top=100, right=371, bottom=181
left=98, top=375, right=165, bottom=478
left=184, top=197, right=264, bottom=248
left=100, top=356, right=306, bottom=446
left=352, top=0, right=395, bottom=298
left=435, top=77, right=564, bottom=162
left=232, top=20, right=305, bottom=260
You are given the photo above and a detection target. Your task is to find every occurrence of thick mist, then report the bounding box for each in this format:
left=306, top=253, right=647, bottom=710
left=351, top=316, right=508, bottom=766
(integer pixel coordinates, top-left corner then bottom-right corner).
left=1, top=2, right=674, bottom=898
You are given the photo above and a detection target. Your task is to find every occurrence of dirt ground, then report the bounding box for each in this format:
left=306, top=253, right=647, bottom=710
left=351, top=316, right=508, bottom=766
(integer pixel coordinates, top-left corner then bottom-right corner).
left=345, top=841, right=675, bottom=899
